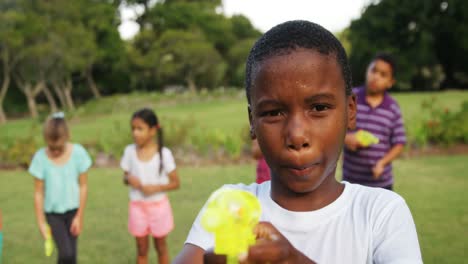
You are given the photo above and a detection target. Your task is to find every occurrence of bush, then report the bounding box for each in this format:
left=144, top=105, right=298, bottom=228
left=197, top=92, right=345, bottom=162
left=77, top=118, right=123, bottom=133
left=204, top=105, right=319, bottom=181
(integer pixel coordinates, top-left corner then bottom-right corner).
left=0, top=124, right=40, bottom=168
left=95, top=120, right=132, bottom=159
left=416, top=99, right=468, bottom=146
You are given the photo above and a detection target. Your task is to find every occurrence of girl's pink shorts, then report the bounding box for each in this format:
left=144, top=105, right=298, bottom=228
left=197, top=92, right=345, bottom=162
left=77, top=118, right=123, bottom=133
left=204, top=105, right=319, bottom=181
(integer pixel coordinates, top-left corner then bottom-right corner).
left=128, top=196, right=174, bottom=238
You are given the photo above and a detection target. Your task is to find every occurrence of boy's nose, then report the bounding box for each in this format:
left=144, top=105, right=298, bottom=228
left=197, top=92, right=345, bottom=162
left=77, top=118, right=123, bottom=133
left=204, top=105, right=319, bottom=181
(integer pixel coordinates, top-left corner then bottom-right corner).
left=285, top=114, right=310, bottom=151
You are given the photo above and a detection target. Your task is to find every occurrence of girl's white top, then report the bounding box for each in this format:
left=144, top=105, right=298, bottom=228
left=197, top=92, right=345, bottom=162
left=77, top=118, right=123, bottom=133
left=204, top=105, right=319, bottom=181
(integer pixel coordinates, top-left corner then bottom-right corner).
left=120, top=144, right=176, bottom=202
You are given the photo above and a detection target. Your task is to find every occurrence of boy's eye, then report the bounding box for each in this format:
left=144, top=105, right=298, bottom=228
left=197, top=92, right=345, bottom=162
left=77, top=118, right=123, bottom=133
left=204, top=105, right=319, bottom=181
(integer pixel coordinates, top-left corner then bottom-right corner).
left=311, top=104, right=330, bottom=112
left=261, top=110, right=283, bottom=117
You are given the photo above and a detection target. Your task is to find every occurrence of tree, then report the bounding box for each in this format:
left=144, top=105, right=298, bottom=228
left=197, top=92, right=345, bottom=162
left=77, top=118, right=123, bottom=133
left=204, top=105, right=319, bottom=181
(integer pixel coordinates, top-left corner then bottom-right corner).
left=348, top=0, right=468, bottom=90
left=79, top=0, right=126, bottom=98
left=226, top=38, right=257, bottom=87
left=11, top=7, right=53, bottom=118
left=0, top=8, right=26, bottom=123
left=157, top=30, right=225, bottom=92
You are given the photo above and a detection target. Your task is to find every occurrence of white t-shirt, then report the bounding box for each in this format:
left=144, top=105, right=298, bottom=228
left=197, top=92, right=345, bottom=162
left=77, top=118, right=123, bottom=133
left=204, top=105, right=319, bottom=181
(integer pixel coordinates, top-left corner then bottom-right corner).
left=120, top=144, right=176, bottom=201
left=186, top=181, right=422, bottom=264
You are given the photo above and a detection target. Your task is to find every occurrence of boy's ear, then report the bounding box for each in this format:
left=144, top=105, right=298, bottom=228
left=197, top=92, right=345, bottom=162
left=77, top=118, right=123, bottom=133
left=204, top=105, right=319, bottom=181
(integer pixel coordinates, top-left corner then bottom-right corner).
left=389, top=77, right=396, bottom=89
left=347, top=94, right=357, bottom=130
left=247, top=105, right=256, bottom=140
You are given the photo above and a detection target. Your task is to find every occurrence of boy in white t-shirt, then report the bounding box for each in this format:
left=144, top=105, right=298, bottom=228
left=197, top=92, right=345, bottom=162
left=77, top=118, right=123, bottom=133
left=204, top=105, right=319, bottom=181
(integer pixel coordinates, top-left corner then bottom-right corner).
left=174, top=20, right=422, bottom=264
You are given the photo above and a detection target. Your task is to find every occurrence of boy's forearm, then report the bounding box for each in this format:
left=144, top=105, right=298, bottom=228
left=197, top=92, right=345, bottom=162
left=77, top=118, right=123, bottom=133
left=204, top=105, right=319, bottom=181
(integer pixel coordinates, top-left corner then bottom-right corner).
left=379, top=144, right=404, bottom=165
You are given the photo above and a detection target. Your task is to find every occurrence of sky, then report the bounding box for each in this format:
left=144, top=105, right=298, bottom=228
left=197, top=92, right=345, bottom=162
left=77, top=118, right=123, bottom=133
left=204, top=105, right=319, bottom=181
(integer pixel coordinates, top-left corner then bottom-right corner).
left=118, top=0, right=371, bottom=40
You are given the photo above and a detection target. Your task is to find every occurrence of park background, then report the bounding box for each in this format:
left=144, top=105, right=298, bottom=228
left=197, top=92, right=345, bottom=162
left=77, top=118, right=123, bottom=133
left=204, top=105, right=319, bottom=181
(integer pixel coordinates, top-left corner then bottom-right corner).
left=0, top=0, right=467, bottom=263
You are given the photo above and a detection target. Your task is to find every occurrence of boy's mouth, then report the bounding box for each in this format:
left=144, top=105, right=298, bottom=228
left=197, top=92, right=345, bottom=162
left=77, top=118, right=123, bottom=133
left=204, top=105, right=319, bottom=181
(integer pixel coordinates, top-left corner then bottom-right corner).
left=281, top=162, right=320, bottom=177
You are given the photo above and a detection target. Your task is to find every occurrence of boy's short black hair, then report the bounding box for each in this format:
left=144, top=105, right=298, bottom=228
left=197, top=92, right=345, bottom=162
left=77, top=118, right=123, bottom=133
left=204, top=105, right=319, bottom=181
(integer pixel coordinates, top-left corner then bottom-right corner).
left=245, top=20, right=352, bottom=104
left=372, top=53, right=397, bottom=77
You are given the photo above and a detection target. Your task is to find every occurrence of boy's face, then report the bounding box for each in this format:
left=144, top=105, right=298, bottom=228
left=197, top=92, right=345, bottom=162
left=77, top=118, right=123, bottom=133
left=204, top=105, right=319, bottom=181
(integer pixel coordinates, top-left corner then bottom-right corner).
left=249, top=49, right=356, bottom=195
left=365, top=59, right=395, bottom=94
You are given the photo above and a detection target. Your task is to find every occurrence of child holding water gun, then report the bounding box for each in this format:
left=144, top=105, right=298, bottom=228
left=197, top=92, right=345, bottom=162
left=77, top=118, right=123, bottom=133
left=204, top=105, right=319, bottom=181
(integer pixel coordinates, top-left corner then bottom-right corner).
left=175, top=20, right=421, bottom=263
left=120, top=108, right=180, bottom=264
left=343, top=53, right=407, bottom=190
left=29, top=112, right=92, bottom=264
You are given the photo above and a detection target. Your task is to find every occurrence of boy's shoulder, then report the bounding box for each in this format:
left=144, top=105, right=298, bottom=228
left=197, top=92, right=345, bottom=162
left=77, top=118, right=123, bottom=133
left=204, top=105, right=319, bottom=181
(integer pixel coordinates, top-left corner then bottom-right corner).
left=347, top=182, right=404, bottom=204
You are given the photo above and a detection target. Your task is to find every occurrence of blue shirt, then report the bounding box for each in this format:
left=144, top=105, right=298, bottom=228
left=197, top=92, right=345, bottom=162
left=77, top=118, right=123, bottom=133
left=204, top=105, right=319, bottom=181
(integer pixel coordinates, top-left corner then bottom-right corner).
left=29, top=144, right=92, bottom=213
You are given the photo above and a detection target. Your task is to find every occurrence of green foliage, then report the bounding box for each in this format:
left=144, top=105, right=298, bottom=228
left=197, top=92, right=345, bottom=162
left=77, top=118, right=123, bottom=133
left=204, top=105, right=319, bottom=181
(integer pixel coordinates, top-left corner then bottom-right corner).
left=0, top=124, right=39, bottom=167
left=415, top=98, right=468, bottom=145
left=2, top=91, right=466, bottom=168
left=226, top=38, right=258, bottom=87
left=126, top=0, right=260, bottom=91
left=156, top=30, right=226, bottom=91
left=348, top=0, right=468, bottom=90
left=95, top=120, right=132, bottom=159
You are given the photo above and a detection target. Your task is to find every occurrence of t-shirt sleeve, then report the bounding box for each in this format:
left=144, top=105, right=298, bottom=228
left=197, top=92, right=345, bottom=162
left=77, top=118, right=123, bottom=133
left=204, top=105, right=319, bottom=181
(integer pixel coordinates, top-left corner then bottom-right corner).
left=373, top=198, right=423, bottom=264
left=76, top=144, right=92, bottom=173
left=390, top=104, right=407, bottom=146
left=120, top=146, right=131, bottom=172
left=185, top=204, right=215, bottom=250
left=162, top=148, right=176, bottom=173
left=28, top=150, right=44, bottom=180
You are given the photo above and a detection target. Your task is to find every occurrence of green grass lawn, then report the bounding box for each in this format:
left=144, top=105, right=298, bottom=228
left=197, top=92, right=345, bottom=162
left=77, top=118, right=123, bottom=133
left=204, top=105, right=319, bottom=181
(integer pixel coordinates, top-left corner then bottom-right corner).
left=1, top=155, right=467, bottom=263
left=1, top=90, right=467, bottom=148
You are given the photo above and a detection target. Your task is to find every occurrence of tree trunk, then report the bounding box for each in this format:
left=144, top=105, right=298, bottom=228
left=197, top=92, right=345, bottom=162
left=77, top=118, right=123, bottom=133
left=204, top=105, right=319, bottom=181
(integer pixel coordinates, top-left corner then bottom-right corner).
left=86, top=66, right=101, bottom=98
left=0, top=105, right=6, bottom=124
left=14, top=74, right=44, bottom=118
left=43, top=84, right=58, bottom=113
left=186, top=76, right=197, bottom=93
left=64, top=79, right=75, bottom=111
left=0, top=72, right=10, bottom=124
left=17, top=81, right=44, bottom=118
left=52, top=83, right=67, bottom=109
left=26, top=89, right=39, bottom=118
left=0, top=53, right=10, bottom=124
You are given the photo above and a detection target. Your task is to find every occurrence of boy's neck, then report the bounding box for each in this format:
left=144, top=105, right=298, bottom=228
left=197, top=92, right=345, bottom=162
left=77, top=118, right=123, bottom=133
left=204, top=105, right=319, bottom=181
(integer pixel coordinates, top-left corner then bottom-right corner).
left=365, top=90, right=385, bottom=108
left=270, top=175, right=344, bottom=212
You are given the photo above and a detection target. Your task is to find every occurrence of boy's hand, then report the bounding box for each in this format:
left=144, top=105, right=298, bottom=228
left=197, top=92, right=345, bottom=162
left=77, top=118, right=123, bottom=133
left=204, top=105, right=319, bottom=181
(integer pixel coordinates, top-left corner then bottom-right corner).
left=372, top=160, right=385, bottom=179
left=239, top=222, right=316, bottom=264
left=127, top=175, right=142, bottom=189
left=203, top=249, right=227, bottom=264
left=345, top=133, right=362, bottom=151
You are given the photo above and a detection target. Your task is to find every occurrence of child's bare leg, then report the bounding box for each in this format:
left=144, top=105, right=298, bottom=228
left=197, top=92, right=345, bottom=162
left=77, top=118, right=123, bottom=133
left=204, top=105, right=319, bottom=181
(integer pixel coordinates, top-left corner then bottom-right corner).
left=136, top=236, right=149, bottom=264
left=153, top=236, right=169, bottom=264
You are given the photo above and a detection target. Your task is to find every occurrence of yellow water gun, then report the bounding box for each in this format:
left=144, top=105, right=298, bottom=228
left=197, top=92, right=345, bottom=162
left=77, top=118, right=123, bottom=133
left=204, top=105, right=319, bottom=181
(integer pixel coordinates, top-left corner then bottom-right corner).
left=355, top=129, right=379, bottom=147
left=44, top=224, right=54, bottom=257
left=201, top=189, right=262, bottom=264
